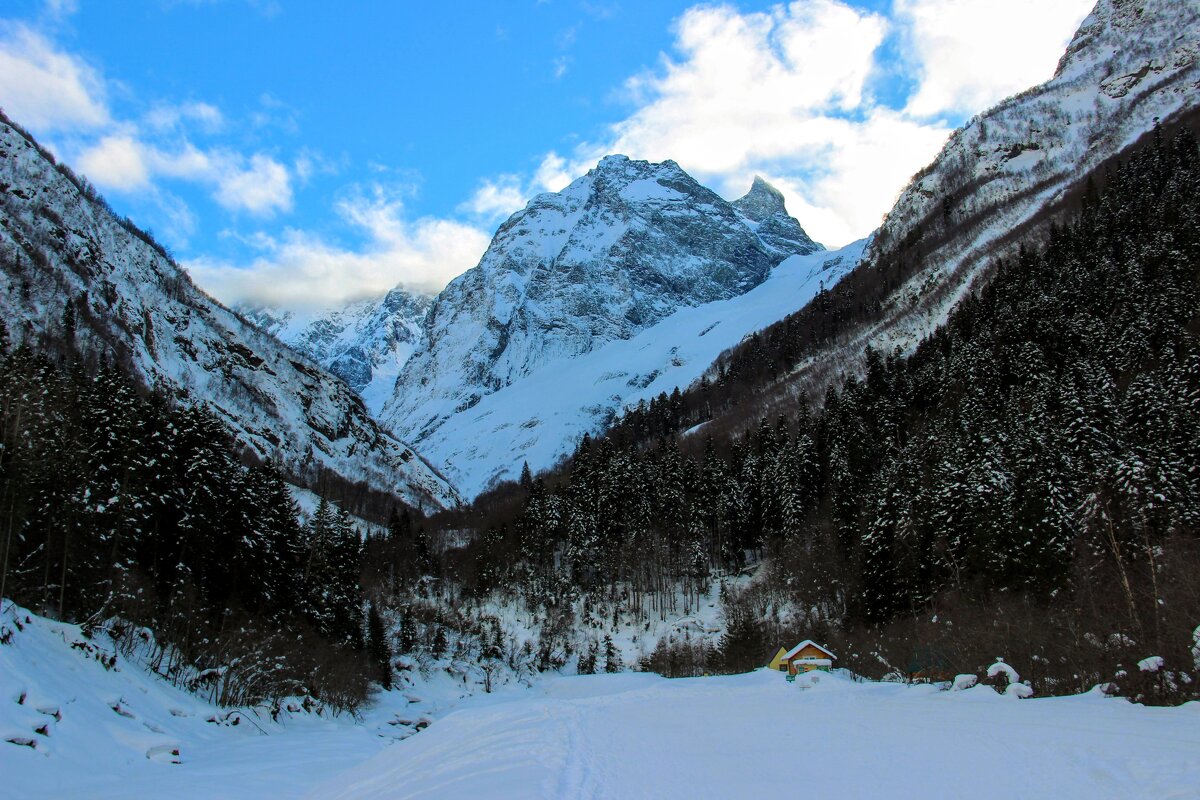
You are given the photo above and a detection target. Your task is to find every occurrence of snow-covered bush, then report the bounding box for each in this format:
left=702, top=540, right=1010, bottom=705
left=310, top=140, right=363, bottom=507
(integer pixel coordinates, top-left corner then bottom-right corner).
left=1006, top=682, right=1034, bottom=699
left=951, top=674, right=978, bottom=691
left=986, top=660, right=1020, bottom=694
left=1137, top=656, right=1164, bottom=674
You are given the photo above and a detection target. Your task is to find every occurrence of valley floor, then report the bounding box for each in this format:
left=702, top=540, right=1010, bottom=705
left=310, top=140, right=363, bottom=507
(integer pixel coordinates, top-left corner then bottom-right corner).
left=4, top=604, right=1200, bottom=799
left=316, top=671, right=1200, bottom=800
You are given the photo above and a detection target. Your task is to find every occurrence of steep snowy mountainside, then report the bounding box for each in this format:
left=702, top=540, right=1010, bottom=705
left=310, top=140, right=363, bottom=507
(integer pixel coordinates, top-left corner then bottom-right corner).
left=409, top=240, right=865, bottom=499
left=841, top=0, right=1199, bottom=365
left=240, top=288, right=432, bottom=415
left=0, top=114, right=458, bottom=510
left=383, top=156, right=821, bottom=461
left=732, top=176, right=822, bottom=257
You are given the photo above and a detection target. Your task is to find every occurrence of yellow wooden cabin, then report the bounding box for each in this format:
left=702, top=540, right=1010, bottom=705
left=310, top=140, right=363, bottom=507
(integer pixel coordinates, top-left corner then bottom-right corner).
left=775, top=640, right=836, bottom=675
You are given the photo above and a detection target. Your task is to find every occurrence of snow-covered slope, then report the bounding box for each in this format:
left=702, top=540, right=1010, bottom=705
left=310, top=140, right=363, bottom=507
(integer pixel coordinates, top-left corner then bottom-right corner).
left=817, top=0, right=1200, bottom=370
left=240, top=288, right=432, bottom=415
left=381, top=158, right=821, bottom=494
left=0, top=115, right=459, bottom=510
left=0, top=601, right=485, bottom=799
left=410, top=240, right=863, bottom=498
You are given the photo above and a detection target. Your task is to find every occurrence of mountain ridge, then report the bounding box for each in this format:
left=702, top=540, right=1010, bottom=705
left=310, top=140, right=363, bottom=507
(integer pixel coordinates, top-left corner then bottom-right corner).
left=238, top=286, right=433, bottom=415
left=0, top=112, right=459, bottom=511
left=682, top=0, right=1200, bottom=431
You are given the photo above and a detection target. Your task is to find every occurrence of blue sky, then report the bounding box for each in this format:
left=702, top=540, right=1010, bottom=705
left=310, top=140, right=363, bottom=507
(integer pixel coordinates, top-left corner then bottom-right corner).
left=0, top=0, right=1092, bottom=308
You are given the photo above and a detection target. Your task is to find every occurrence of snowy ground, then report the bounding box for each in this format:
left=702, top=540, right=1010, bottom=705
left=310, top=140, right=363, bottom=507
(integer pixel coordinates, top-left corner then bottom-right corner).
left=0, top=603, right=469, bottom=800
left=5, top=603, right=1200, bottom=800
left=313, top=671, right=1200, bottom=800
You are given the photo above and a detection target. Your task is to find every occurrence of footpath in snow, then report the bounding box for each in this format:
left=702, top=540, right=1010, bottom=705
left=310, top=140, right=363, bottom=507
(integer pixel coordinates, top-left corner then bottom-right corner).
left=4, top=602, right=1200, bottom=799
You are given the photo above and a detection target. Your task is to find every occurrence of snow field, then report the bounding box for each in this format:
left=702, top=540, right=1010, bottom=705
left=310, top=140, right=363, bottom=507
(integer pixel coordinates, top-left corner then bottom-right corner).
left=313, top=669, right=1200, bottom=800
left=5, top=599, right=1200, bottom=799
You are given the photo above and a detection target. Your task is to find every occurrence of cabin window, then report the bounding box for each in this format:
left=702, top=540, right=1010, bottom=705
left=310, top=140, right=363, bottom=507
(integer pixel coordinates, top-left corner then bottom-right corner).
left=778, top=664, right=787, bottom=671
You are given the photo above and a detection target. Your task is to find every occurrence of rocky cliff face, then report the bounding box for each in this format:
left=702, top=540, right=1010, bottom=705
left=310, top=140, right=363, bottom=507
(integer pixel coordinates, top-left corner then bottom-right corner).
left=732, top=176, right=821, bottom=258
left=382, top=156, right=821, bottom=450
left=0, top=113, right=459, bottom=510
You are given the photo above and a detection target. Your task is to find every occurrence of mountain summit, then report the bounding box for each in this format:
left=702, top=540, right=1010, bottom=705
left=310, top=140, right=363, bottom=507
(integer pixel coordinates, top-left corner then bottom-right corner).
left=240, top=286, right=432, bottom=414
left=380, top=158, right=821, bottom=485
left=732, top=176, right=821, bottom=256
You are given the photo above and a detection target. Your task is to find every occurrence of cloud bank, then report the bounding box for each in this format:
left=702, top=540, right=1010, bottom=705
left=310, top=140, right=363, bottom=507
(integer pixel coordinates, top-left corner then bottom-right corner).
left=185, top=185, right=491, bottom=308
left=478, top=0, right=1092, bottom=247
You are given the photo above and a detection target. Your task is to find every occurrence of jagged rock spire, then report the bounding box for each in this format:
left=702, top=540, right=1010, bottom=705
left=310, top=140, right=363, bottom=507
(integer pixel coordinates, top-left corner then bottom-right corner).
left=733, top=176, right=821, bottom=255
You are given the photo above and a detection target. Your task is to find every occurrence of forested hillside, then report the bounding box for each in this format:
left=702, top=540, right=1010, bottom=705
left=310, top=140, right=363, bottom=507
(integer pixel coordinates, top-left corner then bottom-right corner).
left=0, top=342, right=383, bottom=710
left=428, top=128, right=1200, bottom=700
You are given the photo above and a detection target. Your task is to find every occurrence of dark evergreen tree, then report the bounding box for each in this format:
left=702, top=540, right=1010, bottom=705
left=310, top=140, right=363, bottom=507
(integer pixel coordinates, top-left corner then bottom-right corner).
left=366, top=601, right=392, bottom=690
left=603, top=635, right=622, bottom=673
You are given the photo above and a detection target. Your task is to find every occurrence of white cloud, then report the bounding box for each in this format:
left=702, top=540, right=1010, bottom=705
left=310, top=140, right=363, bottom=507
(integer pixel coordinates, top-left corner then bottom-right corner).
left=460, top=152, right=575, bottom=222
left=461, top=176, right=527, bottom=220
left=753, top=110, right=953, bottom=245
left=148, top=140, right=216, bottom=180
left=533, top=152, right=572, bottom=193
left=897, top=0, right=1094, bottom=117
left=473, top=0, right=1088, bottom=247
left=75, top=133, right=293, bottom=216
left=144, top=101, right=224, bottom=133
left=213, top=153, right=292, bottom=215
left=573, top=0, right=948, bottom=246
left=0, top=23, right=109, bottom=131
left=186, top=185, right=491, bottom=308
left=154, top=190, right=200, bottom=246
left=293, top=148, right=343, bottom=184
left=76, top=134, right=150, bottom=190
left=600, top=0, right=887, bottom=171
left=43, top=0, right=80, bottom=20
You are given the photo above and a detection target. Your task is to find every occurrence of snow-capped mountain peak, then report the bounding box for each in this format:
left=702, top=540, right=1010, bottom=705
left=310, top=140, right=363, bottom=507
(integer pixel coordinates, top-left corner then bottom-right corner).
left=733, top=175, right=821, bottom=257
left=379, top=158, right=823, bottom=472
left=732, top=176, right=789, bottom=220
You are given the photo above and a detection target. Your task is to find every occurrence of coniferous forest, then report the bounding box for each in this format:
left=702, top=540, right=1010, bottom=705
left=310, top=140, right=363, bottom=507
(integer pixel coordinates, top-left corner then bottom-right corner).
left=428, top=128, right=1200, bottom=701
left=0, top=343, right=376, bottom=710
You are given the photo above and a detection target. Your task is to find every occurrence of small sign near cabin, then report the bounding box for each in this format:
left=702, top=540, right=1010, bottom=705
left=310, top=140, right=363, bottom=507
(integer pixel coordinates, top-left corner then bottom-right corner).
left=768, top=640, right=836, bottom=676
